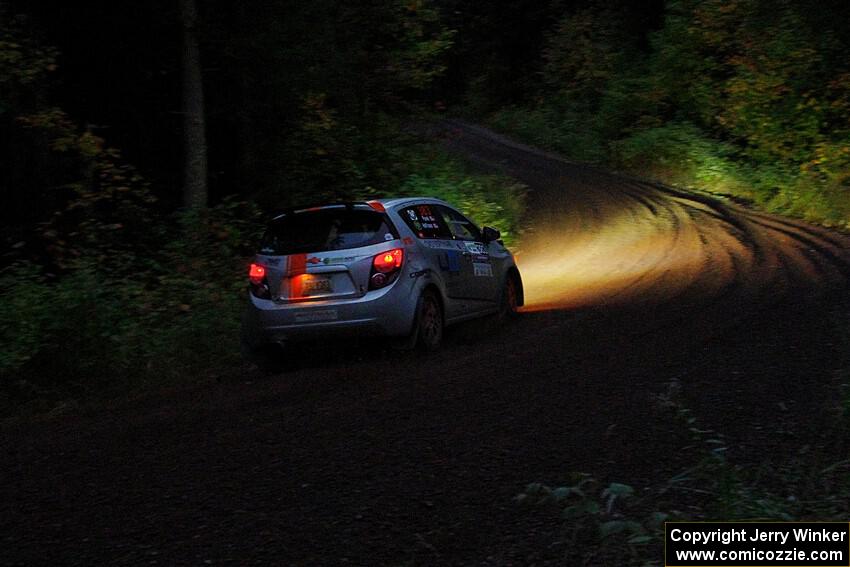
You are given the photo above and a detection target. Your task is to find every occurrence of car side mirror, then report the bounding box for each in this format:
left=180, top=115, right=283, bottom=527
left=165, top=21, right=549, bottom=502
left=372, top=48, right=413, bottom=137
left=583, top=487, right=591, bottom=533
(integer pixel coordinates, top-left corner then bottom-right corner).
left=482, top=226, right=500, bottom=243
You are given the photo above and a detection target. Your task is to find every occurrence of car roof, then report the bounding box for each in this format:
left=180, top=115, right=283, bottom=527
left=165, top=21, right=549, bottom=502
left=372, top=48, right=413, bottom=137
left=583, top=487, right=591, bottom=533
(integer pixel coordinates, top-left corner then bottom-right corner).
left=269, top=198, right=454, bottom=221
left=375, top=197, right=452, bottom=211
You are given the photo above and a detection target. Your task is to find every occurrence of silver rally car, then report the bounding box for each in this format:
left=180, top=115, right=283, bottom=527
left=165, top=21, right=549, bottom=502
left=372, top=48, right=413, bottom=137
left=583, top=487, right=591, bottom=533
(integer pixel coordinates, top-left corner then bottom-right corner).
left=241, top=198, right=523, bottom=357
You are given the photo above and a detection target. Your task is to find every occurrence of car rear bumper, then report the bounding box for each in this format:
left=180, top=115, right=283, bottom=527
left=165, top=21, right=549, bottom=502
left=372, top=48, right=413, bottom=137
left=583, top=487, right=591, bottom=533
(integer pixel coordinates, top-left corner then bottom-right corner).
left=242, top=277, right=419, bottom=347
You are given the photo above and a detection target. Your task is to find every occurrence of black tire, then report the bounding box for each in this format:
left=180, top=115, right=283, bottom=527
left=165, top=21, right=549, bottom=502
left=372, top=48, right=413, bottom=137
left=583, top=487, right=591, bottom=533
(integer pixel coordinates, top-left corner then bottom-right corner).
left=242, top=343, right=282, bottom=374
left=416, top=289, right=444, bottom=351
left=499, top=273, right=520, bottom=319
left=241, top=326, right=291, bottom=374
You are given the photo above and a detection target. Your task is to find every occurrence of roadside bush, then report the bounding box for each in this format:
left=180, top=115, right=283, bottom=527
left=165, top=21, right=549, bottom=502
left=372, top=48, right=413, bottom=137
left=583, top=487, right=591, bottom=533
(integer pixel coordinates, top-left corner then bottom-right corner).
left=483, top=0, right=850, bottom=231
left=0, top=200, right=262, bottom=410
left=519, top=375, right=850, bottom=565
left=129, top=200, right=262, bottom=382
left=611, top=122, right=754, bottom=198
left=517, top=477, right=666, bottom=565
left=0, top=265, right=51, bottom=376
left=399, top=150, right=527, bottom=247
left=0, top=262, right=137, bottom=402
left=766, top=178, right=850, bottom=229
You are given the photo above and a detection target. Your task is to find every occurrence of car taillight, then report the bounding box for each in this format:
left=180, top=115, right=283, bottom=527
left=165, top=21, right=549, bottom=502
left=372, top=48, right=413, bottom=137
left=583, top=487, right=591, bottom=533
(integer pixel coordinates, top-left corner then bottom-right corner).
left=248, top=263, right=271, bottom=299
left=373, top=249, right=403, bottom=273
left=369, top=248, right=404, bottom=290
left=249, top=263, right=266, bottom=284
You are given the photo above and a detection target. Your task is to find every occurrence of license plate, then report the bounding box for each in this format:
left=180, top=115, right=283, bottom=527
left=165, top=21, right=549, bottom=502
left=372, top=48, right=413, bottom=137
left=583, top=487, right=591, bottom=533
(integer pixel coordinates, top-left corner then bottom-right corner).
left=303, top=277, right=332, bottom=295
left=294, top=309, right=338, bottom=323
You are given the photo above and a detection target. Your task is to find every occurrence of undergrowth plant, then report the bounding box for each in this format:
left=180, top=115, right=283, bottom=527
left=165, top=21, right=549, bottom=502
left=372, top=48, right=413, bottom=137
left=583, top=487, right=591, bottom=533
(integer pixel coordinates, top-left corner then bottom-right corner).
left=518, top=375, right=850, bottom=565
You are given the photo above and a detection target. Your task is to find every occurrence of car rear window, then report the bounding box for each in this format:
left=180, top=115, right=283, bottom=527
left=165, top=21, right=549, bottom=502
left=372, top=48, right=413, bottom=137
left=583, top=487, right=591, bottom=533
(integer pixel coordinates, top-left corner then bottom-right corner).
left=259, top=207, right=397, bottom=255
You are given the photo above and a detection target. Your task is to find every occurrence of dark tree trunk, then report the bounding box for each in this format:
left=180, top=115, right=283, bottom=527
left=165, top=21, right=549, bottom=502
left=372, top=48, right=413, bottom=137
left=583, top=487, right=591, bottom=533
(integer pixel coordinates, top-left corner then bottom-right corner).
left=234, top=3, right=255, bottom=198
left=236, top=67, right=256, bottom=196
left=180, top=0, right=207, bottom=208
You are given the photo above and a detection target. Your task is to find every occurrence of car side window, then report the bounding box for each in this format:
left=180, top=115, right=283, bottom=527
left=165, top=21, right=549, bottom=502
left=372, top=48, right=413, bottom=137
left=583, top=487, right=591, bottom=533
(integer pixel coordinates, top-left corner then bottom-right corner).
left=399, top=205, right=453, bottom=240
left=438, top=205, right=482, bottom=242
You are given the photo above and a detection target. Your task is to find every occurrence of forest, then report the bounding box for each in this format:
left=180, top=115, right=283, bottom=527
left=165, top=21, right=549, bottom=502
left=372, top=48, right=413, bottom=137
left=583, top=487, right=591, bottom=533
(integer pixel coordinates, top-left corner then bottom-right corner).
left=489, top=0, right=850, bottom=226
left=2, top=0, right=849, bottom=410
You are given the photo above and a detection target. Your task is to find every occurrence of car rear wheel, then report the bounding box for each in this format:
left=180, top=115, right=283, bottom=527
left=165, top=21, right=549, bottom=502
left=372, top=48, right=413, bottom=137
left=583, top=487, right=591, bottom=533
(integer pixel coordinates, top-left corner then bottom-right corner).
left=241, top=341, right=283, bottom=374
left=417, top=289, right=443, bottom=351
left=241, top=323, right=292, bottom=374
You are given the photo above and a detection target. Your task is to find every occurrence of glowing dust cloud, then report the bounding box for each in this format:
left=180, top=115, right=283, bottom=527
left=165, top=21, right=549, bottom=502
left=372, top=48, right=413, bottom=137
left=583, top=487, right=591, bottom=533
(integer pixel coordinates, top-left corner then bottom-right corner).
left=515, top=207, right=744, bottom=312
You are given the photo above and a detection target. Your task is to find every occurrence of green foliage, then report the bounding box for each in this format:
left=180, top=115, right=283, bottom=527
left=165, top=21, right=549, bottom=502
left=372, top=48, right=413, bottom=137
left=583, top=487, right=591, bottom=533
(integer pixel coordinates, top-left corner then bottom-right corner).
left=0, top=264, right=58, bottom=374
left=0, top=263, right=137, bottom=400
left=517, top=476, right=664, bottom=564
left=0, top=14, right=57, bottom=113
left=611, top=122, right=754, bottom=197
left=0, top=200, right=263, bottom=409
left=542, top=6, right=634, bottom=103
left=14, top=108, right=159, bottom=270
left=0, top=22, right=258, bottom=408
left=387, top=0, right=456, bottom=91
left=210, top=0, right=455, bottom=208
left=280, top=108, right=413, bottom=207
left=279, top=110, right=530, bottom=243
left=399, top=150, right=527, bottom=247
left=519, top=376, right=850, bottom=564
left=121, top=200, right=263, bottom=381
left=485, top=0, right=850, bottom=229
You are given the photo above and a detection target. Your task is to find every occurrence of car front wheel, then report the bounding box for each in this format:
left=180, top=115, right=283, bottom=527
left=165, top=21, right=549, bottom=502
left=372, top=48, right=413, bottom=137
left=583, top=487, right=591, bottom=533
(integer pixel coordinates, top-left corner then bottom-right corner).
left=499, top=274, right=519, bottom=319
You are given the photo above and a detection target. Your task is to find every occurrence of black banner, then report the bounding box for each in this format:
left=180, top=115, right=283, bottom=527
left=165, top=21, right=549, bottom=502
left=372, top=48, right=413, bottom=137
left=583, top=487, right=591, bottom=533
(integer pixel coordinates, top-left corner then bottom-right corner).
left=665, top=522, right=850, bottom=566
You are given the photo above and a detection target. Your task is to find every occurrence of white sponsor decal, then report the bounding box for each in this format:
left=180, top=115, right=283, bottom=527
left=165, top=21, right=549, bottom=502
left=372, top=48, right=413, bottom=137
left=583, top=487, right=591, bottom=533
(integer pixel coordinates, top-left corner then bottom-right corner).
left=294, top=309, right=338, bottom=323
left=464, top=241, right=486, bottom=255
left=423, top=240, right=454, bottom=249
left=473, top=262, right=493, bottom=277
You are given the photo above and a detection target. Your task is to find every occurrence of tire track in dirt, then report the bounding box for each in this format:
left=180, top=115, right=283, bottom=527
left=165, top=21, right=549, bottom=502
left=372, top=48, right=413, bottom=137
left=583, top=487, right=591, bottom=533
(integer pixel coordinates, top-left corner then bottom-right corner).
left=438, top=119, right=850, bottom=331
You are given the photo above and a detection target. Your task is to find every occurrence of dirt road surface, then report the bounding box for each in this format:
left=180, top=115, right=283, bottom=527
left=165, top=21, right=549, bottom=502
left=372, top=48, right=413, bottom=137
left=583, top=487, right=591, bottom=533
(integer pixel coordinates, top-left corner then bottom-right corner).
left=2, top=122, right=849, bottom=565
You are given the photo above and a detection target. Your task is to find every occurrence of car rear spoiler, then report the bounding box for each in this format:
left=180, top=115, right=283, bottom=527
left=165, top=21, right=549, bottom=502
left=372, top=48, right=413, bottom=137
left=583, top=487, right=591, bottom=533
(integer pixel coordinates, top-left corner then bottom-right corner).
left=271, top=201, right=386, bottom=221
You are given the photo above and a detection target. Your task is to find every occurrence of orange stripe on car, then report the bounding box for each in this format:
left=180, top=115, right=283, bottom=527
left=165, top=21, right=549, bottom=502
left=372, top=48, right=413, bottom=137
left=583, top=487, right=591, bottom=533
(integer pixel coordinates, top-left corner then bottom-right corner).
left=287, top=253, right=308, bottom=276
